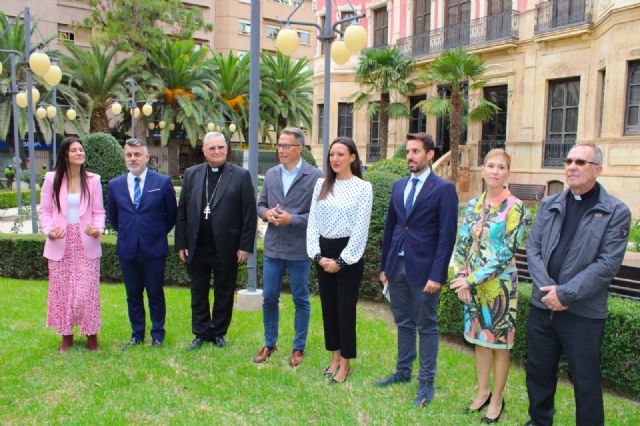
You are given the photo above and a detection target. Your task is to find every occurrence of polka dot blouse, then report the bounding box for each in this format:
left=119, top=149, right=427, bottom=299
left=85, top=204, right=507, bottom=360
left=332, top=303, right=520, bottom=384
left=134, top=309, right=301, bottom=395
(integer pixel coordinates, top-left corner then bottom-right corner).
left=306, top=176, right=373, bottom=265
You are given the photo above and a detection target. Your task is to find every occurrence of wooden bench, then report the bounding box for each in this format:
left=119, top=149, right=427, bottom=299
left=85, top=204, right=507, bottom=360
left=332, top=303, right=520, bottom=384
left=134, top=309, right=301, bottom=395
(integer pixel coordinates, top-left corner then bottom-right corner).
left=516, top=249, right=640, bottom=301
left=509, top=183, right=546, bottom=201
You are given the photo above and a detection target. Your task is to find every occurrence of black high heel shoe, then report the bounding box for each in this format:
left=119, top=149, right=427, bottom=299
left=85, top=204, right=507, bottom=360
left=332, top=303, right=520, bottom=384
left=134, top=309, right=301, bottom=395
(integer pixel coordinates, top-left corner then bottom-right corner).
left=463, top=392, right=492, bottom=414
left=330, top=368, right=351, bottom=385
left=481, top=399, right=505, bottom=424
left=323, top=365, right=337, bottom=378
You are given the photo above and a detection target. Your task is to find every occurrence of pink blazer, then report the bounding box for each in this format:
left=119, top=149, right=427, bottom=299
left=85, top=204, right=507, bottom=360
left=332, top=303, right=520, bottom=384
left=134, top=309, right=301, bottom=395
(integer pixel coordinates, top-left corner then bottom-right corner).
left=39, top=171, right=106, bottom=261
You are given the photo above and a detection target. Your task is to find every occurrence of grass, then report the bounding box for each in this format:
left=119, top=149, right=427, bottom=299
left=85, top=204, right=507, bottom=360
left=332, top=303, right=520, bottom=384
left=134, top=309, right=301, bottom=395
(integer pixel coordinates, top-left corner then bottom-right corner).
left=0, top=279, right=638, bottom=425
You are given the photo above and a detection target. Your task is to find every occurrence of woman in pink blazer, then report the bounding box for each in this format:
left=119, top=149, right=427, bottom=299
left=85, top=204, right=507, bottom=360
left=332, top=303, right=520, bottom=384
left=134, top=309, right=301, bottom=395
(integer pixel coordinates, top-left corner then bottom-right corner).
left=39, top=136, right=105, bottom=354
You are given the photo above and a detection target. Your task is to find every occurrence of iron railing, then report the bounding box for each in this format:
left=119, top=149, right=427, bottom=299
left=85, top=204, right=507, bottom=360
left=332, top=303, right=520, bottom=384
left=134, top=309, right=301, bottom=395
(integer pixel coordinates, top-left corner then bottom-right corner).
left=534, top=0, right=592, bottom=35
left=543, top=138, right=575, bottom=168
left=397, top=11, right=518, bottom=58
left=366, top=144, right=381, bottom=163
left=478, top=140, right=506, bottom=165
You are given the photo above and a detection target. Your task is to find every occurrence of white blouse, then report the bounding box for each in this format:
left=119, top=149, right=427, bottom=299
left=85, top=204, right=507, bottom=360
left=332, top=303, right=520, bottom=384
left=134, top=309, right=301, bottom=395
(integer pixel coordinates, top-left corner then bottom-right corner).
left=306, top=176, right=373, bottom=265
left=67, top=193, right=81, bottom=224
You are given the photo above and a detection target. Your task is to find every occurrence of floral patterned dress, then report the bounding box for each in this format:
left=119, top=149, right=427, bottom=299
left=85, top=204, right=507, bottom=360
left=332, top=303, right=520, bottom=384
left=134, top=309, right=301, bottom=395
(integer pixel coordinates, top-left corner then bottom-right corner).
left=453, top=190, right=527, bottom=349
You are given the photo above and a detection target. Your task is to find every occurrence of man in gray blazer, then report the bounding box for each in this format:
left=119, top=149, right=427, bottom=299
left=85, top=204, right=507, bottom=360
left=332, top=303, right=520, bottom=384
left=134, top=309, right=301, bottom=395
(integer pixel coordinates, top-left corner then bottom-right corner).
left=253, top=128, right=323, bottom=366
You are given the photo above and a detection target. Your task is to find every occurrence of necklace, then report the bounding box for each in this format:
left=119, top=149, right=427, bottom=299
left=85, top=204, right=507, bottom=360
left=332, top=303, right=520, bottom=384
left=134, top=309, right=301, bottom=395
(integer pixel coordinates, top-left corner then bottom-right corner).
left=203, top=170, right=222, bottom=219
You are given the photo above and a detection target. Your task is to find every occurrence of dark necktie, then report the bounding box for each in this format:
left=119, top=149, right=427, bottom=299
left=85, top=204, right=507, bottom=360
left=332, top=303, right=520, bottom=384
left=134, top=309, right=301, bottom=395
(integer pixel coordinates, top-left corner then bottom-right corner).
left=405, top=177, right=419, bottom=216
left=133, top=176, right=141, bottom=209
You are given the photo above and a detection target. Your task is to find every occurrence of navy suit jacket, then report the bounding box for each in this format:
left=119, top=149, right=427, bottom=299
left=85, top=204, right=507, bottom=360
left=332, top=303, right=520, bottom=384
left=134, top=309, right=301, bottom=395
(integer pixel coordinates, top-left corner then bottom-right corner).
left=107, top=170, right=177, bottom=260
left=380, top=172, right=458, bottom=286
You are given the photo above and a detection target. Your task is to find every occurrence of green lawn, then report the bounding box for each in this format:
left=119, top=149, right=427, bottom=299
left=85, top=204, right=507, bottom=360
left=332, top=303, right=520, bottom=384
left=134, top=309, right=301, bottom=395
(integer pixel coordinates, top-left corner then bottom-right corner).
left=0, top=279, right=637, bottom=425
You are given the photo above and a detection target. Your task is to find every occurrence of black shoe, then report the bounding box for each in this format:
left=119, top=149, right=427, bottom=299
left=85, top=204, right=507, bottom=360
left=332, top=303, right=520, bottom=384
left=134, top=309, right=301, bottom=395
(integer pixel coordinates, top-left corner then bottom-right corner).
left=187, top=337, right=206, bottom=351
left=151, top=339, right=163, bottom=348
left=122, top=337, right=143, bottom=350
left=481, top=399, right=505, bottom=423
left=330, top=369, right=351, bottom=385
left=372, top=372, right=411, bottom=387
left=212, top=336, right=227, bottom=348
left=463, top=392, right=492, bottom=414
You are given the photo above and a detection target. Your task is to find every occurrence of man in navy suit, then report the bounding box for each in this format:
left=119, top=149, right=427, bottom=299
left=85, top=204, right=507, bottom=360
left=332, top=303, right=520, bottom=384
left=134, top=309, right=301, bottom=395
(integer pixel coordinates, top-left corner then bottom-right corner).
left=107, top=138, right=177, bottom=348
left=373, top=133, right=458, bottom=408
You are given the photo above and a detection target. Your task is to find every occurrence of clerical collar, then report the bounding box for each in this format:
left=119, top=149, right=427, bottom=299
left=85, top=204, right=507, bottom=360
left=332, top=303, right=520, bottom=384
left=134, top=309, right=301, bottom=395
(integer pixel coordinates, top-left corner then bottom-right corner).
left=570, top=182, right=599, bottom=201
left=209, top=163, right=225, bottom=173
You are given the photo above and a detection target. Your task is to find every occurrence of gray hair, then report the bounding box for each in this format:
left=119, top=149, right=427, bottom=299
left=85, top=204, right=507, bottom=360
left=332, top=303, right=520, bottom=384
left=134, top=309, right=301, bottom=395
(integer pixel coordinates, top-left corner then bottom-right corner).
left=281, top=127, right=305, bottom=148
left=203, top=131, right=227, bottom=145
left=125, top=138, right=148, bottom=154
left=572, top=143, right=603, bottom=165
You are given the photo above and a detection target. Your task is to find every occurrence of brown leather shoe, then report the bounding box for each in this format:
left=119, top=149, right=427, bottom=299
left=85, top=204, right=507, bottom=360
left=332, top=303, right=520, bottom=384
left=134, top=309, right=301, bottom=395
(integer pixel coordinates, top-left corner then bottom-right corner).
left=290, top=350, right=304, bottom=367
left=253, top=346, right=276, bottom=363
left=87, top=334, right=99, bottom=351
left=58, top=334, right=73, bottom=354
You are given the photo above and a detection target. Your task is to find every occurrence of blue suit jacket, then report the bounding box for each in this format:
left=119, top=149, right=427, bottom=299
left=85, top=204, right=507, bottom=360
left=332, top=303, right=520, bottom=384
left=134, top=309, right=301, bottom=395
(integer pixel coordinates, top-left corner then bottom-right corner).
left=380, top=172, right=458, bottom=286
left=107, top=170, right=177, bottom=260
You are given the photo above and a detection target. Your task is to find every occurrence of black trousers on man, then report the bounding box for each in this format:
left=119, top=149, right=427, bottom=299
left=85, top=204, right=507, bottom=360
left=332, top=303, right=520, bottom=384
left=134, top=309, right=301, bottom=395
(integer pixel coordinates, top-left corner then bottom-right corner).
left=526, top=306, right=606, bottom=426
left=187, top=254, right=238, bottom=340
left=316, top=236, right=363, bottom=360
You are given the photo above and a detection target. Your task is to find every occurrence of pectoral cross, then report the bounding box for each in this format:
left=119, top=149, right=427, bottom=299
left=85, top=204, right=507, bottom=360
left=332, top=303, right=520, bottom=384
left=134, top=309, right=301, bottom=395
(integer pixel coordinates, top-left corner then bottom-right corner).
left=203, top=205, right=211, bottom=219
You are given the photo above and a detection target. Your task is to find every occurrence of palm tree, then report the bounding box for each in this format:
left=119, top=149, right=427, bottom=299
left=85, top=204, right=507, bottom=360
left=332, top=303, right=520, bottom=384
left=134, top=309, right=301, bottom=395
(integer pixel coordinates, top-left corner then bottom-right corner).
left=210, top=52, right=250, bottom=143
left=260, top=52, right=313, bottom=139
left=146, top=38, right=216, bottom=176
left=417, top=47, right=498, bottom=183
left=59, top=41, right=131, bottom=133
left=352, top=47, right=416, bottom=159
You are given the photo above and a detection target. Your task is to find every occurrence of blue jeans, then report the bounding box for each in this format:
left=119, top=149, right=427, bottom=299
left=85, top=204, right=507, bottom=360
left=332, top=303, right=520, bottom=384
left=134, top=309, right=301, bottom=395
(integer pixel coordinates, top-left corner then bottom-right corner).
left=262, top=256, right=311, bottom=351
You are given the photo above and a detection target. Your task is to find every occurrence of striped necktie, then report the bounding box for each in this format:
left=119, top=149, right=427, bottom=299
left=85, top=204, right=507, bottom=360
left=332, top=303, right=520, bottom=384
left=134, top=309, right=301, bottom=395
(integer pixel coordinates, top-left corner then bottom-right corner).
left=133, top=176, right=141, bottom=209
left=405, top=177, right=419, bottom=216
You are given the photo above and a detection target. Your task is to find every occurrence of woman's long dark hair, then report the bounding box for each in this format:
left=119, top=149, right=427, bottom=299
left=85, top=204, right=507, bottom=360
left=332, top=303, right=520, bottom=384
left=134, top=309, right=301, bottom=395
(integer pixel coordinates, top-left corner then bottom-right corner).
left=52, top=136, right=90, bottom=211
left=317, top=137, right=363, bottom=201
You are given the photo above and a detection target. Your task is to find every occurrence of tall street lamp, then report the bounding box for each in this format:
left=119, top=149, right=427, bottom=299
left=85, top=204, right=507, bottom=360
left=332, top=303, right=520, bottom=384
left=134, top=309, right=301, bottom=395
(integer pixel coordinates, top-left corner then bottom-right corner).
left=275, top=1, right=366, bottom=166
left=111, top=78, right=154, bottom=137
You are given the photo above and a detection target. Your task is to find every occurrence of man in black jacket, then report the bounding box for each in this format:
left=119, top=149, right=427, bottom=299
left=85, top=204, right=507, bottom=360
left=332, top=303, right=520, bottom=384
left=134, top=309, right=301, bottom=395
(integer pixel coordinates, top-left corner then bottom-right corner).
left=175, top=132, right=257, bottom=350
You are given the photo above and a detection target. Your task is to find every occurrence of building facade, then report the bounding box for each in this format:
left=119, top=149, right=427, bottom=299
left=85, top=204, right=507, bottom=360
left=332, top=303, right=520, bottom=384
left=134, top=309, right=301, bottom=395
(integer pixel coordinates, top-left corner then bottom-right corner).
left=310, top=0, right=640, bottom=216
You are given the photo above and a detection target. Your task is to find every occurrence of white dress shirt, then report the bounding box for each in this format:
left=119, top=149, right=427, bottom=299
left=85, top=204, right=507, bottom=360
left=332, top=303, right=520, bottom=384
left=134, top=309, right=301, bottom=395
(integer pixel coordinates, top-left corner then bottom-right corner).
left=127, top=169, right=148, bottom=203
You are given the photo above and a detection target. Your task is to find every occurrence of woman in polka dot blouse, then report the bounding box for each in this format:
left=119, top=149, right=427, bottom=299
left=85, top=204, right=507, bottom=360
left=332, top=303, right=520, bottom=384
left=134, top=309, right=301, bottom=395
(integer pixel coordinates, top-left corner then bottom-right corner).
left=306, top=137, right=373, bottom=384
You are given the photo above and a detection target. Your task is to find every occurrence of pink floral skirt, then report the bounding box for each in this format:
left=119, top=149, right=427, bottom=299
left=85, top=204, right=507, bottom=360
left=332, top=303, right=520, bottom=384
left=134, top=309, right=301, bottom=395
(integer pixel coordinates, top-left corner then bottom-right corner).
left=46, top=224, right=101, bottom=335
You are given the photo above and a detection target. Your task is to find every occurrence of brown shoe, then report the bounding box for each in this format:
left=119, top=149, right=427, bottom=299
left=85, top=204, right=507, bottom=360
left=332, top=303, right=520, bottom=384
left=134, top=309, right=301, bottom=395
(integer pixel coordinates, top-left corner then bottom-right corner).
left=253, top=346, right=276, bottom=363
left=290, top=350, right=304, bottom=367
left=58, top=335, right=73, bottom=355
left=87, top=334, right=99, bottom=351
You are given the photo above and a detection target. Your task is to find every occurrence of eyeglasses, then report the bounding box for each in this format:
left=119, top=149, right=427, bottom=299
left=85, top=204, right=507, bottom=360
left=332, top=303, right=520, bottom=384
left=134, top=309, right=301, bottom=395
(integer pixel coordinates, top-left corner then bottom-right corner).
left=276, top=143, right=301, bottom=151
left=563, top=158, right=600, bottom=167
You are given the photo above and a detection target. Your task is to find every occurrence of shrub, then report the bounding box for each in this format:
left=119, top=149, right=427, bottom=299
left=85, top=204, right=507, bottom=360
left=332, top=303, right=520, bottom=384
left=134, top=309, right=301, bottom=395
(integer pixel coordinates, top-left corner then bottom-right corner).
left=367, top=157, right=407, bottom=176
left=82, top=132, right=125, bottom=183
left=301, top=147, right=318, bottom=168
left=394, top=143, right=407, bottom=159
left=0, top=190, right=41, bottom=209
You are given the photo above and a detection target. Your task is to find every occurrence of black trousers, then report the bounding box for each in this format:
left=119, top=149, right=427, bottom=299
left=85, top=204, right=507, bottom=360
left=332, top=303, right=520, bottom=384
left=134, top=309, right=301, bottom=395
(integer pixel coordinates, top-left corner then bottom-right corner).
left=316, top=236, right=363, bottom=359
left=526, top=306, right=606, bottom=426
left=187, top=254, right=238, bottom=340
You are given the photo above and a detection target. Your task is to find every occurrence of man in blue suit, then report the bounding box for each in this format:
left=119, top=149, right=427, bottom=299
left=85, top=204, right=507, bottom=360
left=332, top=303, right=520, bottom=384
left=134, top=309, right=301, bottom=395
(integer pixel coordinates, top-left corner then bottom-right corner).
left=373, top=133, right=458, bottom=408
left=107, top=138, right=177, bottom=348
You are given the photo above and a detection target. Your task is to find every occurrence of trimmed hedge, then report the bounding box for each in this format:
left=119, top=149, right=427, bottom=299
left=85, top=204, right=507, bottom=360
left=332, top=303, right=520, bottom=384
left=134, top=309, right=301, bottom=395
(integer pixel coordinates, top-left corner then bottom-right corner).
left=0, top=190, right=41, bottom=209
left=83, top=133, right=125, bottom=183
left=367, top=157, right=407, bottom=176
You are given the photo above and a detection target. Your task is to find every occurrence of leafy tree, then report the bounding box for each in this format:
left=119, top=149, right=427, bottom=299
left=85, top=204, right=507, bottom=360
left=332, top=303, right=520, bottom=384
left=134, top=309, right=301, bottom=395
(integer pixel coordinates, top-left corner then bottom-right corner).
left=210, top=52, right=250, bottom=143
left=352, top=47, right=415, bottom=159
left=417, top=48, right=498, bottom=183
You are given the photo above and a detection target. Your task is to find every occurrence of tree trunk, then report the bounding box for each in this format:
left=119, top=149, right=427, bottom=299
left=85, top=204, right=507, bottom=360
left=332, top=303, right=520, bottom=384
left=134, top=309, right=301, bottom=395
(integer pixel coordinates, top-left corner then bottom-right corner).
left=90, top=106, right=110, bottom=133
left=380, top=93, right=390, bottom=160
left=167, top=136, right=180, bottom=178
left=449, top=88, right=462, bottom=183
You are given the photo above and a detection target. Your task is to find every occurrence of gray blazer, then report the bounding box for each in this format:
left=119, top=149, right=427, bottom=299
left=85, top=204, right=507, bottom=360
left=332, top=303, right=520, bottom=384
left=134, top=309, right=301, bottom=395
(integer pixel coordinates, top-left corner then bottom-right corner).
left=526, top=184, right=631, bottom=319
left=258, top=160, right=323, bottom=261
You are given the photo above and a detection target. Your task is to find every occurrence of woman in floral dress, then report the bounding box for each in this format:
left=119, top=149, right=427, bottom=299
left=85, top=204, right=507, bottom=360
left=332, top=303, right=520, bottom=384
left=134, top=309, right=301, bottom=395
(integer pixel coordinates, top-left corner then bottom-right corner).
left=450, top=149, right=527, bottom=423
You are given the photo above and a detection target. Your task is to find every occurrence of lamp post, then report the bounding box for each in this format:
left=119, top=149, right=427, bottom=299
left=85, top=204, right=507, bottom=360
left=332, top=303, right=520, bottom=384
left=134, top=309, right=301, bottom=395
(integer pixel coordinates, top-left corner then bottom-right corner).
left=111, top=78, right=153, bottom=138
left=275, top=1, right=366, bottom=166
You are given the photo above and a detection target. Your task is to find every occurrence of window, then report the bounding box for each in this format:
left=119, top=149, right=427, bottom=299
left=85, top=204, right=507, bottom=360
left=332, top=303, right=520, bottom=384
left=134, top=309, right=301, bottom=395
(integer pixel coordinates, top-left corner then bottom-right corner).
left=337, top=103, right=353, bottom=137
left=597, top=68, right=606, bottom=138
left=266, top=26, right=280, bottom=39
left=319, top=16, right=326, bottom=54
left=436, top=84, right=468, bottom=160
left=414, top=0, right=431, bottom=34
left=409, top=95, right=427, bottom=133
left=487, top=0, right=512, bottom=41
left=368, top=103, right=381, bottom=162
left=625, top=61, right=640, bottom=135
left=373, top=8, right=388, bottom=47
left=544, top=78, right=580, bottom=168
left=480, top=85, right=508, bottom=164
left=317, top=104, right=324, bottom=143
left=58, top=31, right=75, bottom=43
left=444, top=0, right=471, bottom=48
left=340, top=11, right=355, bottom=34
left=239, top=20, right=251, bottom=35
left=298, top=30, right=310, bottom=45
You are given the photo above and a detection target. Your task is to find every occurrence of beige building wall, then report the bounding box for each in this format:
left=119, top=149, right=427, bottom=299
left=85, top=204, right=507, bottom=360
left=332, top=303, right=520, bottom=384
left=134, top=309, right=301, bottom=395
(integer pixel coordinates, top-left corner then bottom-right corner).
left=309, top=0, right=640, bottom=216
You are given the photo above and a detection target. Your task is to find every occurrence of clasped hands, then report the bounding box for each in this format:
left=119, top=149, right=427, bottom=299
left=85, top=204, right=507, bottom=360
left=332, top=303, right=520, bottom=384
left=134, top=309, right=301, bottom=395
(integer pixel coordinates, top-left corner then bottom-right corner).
left=540, top=285, right=568, bottom=311
left=48, top=224, right=100, bottom=239
left=318, top=257, right=341, bottom=273
left=264, top=204, right=292, bottom=227
left=450, top=275, right=471, bottom=305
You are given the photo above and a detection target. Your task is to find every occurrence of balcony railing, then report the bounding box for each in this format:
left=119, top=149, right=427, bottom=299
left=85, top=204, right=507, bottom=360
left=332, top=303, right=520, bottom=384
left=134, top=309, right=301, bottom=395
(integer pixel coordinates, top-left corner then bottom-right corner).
left=366, top=143, right=381, bottom=163
left=478, top=140, right=506, bottom=165
left=543, top=138, right=575, bottom=168
left=534, top=0, right=592, bottom=35
left=397, top=11, right=518, bottom=58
